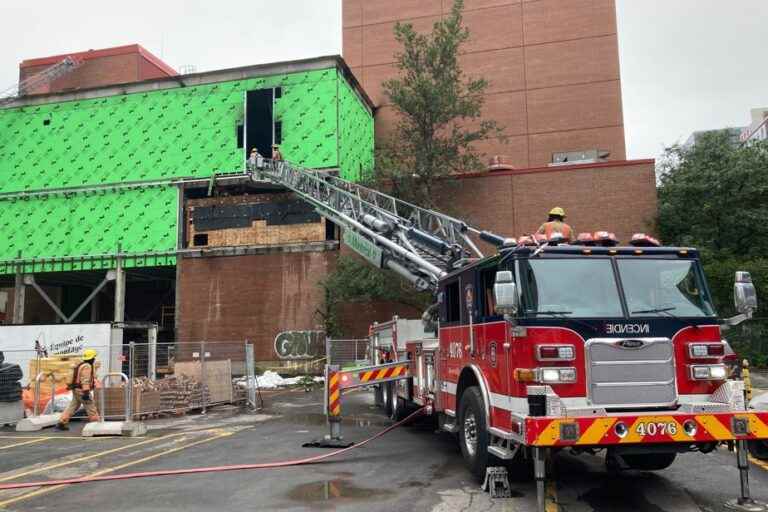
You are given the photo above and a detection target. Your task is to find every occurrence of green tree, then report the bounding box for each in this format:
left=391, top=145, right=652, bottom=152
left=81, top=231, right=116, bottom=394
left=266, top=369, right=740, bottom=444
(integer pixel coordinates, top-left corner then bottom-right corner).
left=658, top=133, right=768, bottom=364
left=657, top=132, right=768, bottom=257
left=376, top=0, right=505, bottom=206
left=316, top=256, right=431, bottom=337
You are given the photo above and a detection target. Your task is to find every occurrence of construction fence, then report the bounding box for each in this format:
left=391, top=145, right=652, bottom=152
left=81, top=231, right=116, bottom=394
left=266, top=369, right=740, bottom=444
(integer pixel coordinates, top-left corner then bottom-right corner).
left=2, top=341, right=258, bottom=421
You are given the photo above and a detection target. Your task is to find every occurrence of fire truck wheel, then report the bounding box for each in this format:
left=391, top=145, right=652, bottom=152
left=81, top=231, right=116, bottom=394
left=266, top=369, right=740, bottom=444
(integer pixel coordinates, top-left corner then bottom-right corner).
left=748, top=440, right=768, bottom=460
left=390, top=396, right=406, bottom=421
left=458, top=386, right=491, bottom=480
left=620, top=452, right=677, bottom=471
left=383, top=382, right=394, bottom=417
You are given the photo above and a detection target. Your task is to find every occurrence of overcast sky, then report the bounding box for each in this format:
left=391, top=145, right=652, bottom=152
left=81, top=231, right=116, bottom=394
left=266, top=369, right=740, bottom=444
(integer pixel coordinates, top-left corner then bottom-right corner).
left=1, top=0, right=765, bottom=161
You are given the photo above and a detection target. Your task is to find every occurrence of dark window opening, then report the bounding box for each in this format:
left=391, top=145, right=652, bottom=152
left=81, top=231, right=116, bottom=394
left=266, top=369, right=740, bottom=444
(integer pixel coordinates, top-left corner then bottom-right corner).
left=236, top=124, right=244, bottom=148
left=193, top=233, right=209, bottom=246
left=43, top=119, right=51, bottom=126
left=274, top=121, right=282, bottom=146
left=325, top=218, right=337, bottom=241
left=274, top=86, right=282, bottom=99
left=443, top=280, right=461, bottom=324
left=245, top=89, right=275, bottom=161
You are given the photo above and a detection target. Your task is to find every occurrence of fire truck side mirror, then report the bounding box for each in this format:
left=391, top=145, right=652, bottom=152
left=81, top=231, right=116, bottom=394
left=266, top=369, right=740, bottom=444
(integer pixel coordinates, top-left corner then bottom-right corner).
left=494, top=271, right=518, bottom=316
left=734, top=271, right=758, bottom=315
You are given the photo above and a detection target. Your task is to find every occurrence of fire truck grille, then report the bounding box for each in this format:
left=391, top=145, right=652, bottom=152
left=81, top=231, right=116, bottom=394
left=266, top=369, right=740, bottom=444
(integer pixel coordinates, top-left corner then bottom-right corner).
left=586, top=337, right=677, bottom=408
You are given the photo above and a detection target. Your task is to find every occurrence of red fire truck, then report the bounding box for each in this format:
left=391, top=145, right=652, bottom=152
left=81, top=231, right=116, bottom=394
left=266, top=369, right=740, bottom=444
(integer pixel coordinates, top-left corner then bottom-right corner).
left=256, top=160, right=766, bottom=511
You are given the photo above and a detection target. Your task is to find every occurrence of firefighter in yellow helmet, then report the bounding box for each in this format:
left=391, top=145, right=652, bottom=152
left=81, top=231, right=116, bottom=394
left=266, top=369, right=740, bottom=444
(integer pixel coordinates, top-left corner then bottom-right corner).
left=56, top=349, right=100, bottom=431
left=537, top=207, right=574, bottom=242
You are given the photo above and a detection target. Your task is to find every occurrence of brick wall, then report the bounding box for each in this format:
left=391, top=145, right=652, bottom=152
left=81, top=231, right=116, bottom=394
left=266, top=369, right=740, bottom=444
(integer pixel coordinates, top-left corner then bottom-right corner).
left=176, top=251, right=335, bottom=362
left=19, top=45, right=177, bottom=95
left=436, top=159, right=658, bottom=243
left=343, top=0, right=626, bottom=168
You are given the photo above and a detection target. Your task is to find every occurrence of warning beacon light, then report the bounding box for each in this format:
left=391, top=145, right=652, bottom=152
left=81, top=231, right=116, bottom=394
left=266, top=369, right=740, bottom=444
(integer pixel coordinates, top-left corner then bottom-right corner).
left=629, top=233, right=661, bottom=247
left=593, top=231, right=618, bottom=247
left=572, top=233, right=595, bottom=246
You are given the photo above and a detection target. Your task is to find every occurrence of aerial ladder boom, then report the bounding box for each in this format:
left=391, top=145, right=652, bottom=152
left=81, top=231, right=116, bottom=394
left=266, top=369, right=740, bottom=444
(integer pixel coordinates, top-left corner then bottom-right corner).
left=255, top=160, right=510, bottom=292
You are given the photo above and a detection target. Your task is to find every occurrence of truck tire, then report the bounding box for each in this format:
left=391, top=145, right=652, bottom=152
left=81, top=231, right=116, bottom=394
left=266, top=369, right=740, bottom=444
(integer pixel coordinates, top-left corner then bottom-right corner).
left=390, top=395, right=406, bottom=421
left=458, top=386, right=491, bottom=480
left=382, top=382, right=394, bottom=417
left=621, top=452, right=677, bottom=471
left=748, top=440, right=768, bottom=460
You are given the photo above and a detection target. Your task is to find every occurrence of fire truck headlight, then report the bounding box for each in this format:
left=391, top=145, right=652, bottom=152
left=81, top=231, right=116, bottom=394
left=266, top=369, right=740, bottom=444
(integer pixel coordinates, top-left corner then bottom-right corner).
left=540, top=369, right=561, bottom=383
left=537, top=345, right=575, bottom=361
left=537, top=367, right=577, bottom=384
left=690, top=364, right=727, bottom=381
left=690, top=345, right=709, bottom=358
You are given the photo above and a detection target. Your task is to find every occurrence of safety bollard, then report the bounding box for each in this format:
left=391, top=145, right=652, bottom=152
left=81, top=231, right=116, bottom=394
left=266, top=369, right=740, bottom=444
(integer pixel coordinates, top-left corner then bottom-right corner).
left=326, top=365, right=343, bottom=441
left=743, top=359, right=753, bottom=403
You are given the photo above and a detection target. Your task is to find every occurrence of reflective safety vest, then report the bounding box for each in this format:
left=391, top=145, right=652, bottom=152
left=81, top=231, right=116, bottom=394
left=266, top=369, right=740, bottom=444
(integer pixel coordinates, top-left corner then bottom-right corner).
left=70, top=362, right=95, bottom=391
left=537, top=221, right=573, bottom=241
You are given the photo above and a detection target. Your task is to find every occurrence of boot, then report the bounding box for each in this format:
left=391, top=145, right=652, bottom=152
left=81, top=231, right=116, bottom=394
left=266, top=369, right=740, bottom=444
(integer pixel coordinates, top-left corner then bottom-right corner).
left=55, top=422, right=69, bottom=431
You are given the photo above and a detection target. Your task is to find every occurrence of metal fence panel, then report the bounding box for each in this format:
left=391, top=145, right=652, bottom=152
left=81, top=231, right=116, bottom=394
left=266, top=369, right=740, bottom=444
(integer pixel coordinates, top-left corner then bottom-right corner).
left=326, top=339, right=369, bottom=368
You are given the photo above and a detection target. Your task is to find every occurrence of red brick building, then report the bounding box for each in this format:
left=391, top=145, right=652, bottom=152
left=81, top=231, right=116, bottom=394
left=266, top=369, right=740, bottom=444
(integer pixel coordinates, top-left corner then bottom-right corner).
left=343, top=0, right=626, bottom=168
left=19, top=44, right=177, bottom=95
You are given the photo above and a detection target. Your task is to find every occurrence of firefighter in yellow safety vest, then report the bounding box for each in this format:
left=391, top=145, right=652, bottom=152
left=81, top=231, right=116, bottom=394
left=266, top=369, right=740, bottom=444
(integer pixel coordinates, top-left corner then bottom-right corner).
left=56, top=349, right=100, bottom=430
left=537, top=207, right=574, bottom=242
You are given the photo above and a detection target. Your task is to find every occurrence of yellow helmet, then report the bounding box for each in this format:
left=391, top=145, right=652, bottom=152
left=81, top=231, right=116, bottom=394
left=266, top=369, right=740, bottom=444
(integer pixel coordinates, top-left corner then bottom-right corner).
left=82, top=348, right=97, bottom=361
left=549, top=207, right=566, bottom=218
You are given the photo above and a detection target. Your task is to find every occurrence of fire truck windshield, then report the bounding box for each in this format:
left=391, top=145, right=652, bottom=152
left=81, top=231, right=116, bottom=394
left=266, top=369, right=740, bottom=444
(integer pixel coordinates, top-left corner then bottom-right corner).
left=618, top=259, right=716, bottom=318
left=520, top=259, right=623, bottom=318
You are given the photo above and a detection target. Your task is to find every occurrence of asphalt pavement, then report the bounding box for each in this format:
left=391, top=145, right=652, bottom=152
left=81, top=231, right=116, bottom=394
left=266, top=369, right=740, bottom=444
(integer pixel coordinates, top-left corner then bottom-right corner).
left=0, top=388, right=766, bottom=511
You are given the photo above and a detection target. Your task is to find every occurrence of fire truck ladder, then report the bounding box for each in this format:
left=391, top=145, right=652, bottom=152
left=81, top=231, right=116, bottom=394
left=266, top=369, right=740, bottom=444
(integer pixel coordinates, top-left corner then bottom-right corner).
left=0, top=56, right=81, bottom=106
left=255, top=160, right=511, bottom=293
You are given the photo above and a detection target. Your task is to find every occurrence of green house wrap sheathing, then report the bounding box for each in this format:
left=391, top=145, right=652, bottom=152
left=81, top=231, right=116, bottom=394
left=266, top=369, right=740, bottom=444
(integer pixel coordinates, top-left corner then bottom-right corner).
left=0, top=66, right=373, bottom=194
left=337, top=72, right=375, bottom=182
left=0, top=184, right=178, bottom=274
left=0, top=58, right=373, bottom=273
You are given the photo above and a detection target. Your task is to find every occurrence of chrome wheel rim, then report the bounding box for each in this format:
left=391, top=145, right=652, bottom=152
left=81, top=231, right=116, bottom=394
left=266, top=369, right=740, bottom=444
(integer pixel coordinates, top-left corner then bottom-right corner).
left=463, top=412, right=478, bottom=457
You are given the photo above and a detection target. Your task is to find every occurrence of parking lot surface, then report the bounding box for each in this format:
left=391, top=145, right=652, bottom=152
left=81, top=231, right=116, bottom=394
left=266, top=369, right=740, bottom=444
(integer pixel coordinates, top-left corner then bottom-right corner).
left=0, top=389, right=767, bottom=511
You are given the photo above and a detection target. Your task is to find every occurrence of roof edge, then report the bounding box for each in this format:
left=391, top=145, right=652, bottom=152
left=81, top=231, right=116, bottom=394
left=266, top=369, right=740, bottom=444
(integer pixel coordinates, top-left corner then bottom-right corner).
left=455, top=159, right=656, bottom=180
left=4, top=55, right=369, bottom=110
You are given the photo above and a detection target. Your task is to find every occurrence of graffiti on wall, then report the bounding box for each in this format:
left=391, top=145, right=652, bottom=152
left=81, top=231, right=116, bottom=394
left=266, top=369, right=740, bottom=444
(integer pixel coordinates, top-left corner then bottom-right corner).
left=274, top=331, right=325, bottom=359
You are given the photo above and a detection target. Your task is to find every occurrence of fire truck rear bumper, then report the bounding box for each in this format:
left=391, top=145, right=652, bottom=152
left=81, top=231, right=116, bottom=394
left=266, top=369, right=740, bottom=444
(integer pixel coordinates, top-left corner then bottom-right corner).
left=523, top=411, right=768, bottom=447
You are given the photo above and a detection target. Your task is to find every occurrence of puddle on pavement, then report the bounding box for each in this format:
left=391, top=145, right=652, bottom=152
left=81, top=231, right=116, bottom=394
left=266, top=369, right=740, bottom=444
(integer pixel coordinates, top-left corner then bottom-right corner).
left=287, top=479, right=386, bottom=503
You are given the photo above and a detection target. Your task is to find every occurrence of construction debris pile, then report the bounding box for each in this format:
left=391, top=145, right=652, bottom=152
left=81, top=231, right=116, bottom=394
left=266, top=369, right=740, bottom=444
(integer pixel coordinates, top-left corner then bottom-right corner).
left=101, top=376, right=213, bottom=418
left=234, top=371, right=324, bottom=390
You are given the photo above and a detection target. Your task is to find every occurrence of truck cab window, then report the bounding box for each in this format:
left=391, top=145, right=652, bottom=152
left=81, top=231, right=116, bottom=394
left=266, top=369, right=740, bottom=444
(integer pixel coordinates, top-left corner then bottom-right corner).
left=443, top=280, right=461, bottom=324
left=480, top=267, right=502, bottom=321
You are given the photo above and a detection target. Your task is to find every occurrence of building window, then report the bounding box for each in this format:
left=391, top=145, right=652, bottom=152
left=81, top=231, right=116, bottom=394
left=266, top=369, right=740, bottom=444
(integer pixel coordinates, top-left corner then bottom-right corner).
left=193, top=233, right=209, bottom=246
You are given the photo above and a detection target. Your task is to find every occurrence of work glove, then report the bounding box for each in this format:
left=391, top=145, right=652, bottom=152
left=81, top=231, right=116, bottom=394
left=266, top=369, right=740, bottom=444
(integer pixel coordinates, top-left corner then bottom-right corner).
left=82, top=391, right=92, bottom=401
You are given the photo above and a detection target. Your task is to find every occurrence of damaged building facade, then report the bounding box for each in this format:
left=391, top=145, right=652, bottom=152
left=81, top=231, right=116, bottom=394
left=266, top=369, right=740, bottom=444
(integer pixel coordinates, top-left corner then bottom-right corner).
left=0, top=49, right=374, bottom=367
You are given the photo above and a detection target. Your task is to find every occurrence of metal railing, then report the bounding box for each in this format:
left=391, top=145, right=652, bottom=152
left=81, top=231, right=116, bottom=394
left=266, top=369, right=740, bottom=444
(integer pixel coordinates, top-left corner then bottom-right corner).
left=99, top=372, right=131, bottom=422
left=32, top=371, right=56, bottom=416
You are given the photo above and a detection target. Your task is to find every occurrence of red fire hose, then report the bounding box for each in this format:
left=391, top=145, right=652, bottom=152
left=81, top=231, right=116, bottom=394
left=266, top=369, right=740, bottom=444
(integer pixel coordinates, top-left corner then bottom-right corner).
left=0, top=407, right=427, bottom=491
